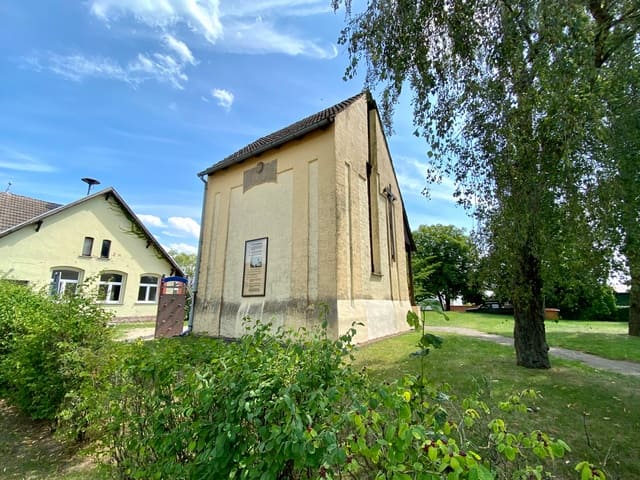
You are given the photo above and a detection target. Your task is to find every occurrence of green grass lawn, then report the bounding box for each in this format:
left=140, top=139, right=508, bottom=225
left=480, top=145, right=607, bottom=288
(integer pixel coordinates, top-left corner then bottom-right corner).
left=424, top=311, right=640, bottom=363
left=109, top=320, right=155, bottom=332
left=353, top=330, right=640, bottom=480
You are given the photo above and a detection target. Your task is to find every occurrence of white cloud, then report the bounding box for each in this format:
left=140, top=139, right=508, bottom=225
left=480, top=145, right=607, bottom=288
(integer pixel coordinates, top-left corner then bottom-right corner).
left=129, top=52, right=188, bottom=89
left=46, top=53, right=130, bottom=83
left=27, top=50, right=191, bottom=89
left=168, top=216, right=200, bottom=238
left=0, top=147, right=56, bottom=173
left=220, top=17, right=337, bottom=58
left=89, top=0, right=223, bottom=43
left=137, top=214, right=166, bottom=228
left=164, top=34, right=196, bottom=64
left=88, top=0, right=337, bottom=59
left=26, top=0, right=339, bottom=91
left=212, top=88, right=234, bottom=110
left=221, top=1, right=330, bottom=18
left=166, top=242, right=198, bottom=255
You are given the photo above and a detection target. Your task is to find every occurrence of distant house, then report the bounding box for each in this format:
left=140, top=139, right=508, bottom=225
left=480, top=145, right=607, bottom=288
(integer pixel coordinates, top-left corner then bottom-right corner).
left=193, top=92, right=415, bottom=343
left=0, top=188, right=183, bottom=322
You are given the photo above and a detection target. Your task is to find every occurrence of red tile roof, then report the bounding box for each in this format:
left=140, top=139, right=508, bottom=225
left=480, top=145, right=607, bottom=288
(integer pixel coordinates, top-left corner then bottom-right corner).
left=0, top=192, right=61, bottom=233
left=199, top=92, right=368, bottom=176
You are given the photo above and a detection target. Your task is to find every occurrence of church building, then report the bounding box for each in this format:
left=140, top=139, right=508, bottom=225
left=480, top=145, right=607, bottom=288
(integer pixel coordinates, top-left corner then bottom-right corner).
left=193, top=92, right=415, bottom=343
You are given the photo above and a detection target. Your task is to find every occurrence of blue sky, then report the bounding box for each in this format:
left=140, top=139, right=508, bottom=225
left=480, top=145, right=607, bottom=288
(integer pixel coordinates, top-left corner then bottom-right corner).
left=0, top=0, right=473, bottom=254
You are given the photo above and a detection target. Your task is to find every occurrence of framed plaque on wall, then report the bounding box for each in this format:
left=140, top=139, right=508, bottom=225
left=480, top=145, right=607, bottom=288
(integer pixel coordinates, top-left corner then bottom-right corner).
left=242, top=237, right=268, bottom=297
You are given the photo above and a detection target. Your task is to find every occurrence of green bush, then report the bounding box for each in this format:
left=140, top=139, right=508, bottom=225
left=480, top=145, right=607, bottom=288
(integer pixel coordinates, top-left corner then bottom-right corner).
left=546, top=284, right=618, bottom=321
left=60, top=318, right=604, bottom=480
left=615, top=306, right=630, bottom=323
left=0, top=280, right=113, bottom=420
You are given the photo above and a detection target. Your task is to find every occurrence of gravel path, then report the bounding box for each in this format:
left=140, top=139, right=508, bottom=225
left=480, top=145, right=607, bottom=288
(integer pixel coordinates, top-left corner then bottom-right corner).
left=428, top=326, right=640, bottom=377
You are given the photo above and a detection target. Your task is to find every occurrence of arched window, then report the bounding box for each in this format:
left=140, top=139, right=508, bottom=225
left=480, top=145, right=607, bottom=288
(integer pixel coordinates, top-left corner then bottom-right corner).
left=98, top=272, right=125, bottom=303
left=51, top=268, right=83, bottom=296
left=137, top=275, right=159, bottom=303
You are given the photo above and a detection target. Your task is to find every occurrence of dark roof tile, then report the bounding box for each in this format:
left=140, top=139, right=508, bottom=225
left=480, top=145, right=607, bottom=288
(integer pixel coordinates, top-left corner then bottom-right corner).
left=200, top=91, right=367, bottom=176
left=0, top=192, right=61, bottom=233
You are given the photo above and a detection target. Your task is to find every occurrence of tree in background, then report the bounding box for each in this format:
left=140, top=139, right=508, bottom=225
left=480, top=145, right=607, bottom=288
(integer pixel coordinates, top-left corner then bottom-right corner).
left=598, top=41, right=640, bottom=335
left=333, top=0, right=638, bottom=367
left=168, top=249, right=197, bottom=283
left=412, top=224, right=479, bottom=310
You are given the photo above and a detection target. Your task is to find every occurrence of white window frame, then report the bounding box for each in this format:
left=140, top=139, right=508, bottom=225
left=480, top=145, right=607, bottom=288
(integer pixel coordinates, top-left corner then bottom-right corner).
left=51, top=268, right=83, bottom=296
left=137, top=275, right=159, bottom=303
left=98, top=272, right=125, bottom=303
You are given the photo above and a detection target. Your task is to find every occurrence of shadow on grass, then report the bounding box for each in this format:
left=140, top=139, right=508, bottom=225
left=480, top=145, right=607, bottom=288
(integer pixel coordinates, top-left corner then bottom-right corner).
left=0, top=400, right=101, bottom=480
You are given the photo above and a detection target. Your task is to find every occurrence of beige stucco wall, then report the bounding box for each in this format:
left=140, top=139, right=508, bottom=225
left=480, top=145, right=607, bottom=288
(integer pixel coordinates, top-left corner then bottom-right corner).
left=194, top=127, right=338, bottom=337
left=0, top=194, right=176, bottom=321
left=194, top=95, right=413, bottom=342
left=333, top=96, right=412, bottom=342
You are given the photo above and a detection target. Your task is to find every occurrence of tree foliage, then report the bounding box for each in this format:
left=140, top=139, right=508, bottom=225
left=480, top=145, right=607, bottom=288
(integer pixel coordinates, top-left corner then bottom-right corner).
left=168, top=249, right=197, bottom=282
left=412, top=224, right=480, bottom=309
left=596, top=39, right=640, bottom=334
left=333, top=0, right=640, bottom=366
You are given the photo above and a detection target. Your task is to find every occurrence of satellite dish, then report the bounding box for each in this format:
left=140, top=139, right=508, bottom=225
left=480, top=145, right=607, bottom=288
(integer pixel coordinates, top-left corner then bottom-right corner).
left=81, top=177, right=101, bottom=196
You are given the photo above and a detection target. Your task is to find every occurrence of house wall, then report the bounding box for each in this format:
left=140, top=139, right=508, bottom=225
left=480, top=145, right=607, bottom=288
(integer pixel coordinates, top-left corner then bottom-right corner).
left=0, top=194, right=176, bottom=321
left=193, top=96, right=413, bottom=342
left=333, top=96, right=412, bottom=343
left=194, top=127, right=338, bottom=337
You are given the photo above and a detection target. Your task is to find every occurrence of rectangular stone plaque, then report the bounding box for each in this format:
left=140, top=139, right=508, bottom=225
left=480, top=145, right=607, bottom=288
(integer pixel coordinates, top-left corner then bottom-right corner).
left=243, top=159, right=277, bottom=192
left=242, top=237, right=268, bottom=297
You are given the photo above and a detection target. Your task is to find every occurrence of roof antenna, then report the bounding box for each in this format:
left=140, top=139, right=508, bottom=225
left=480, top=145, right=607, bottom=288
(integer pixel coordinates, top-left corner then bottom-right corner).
left=4, top=182, right=11, bottom=193
left=81, top=177, right=100, bottom=196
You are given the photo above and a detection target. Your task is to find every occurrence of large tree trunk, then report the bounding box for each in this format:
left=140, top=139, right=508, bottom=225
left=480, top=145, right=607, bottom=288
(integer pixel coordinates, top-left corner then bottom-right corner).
left=437, top=292, right=445, bottom=311
left=512, top=249, right=550, bottom=368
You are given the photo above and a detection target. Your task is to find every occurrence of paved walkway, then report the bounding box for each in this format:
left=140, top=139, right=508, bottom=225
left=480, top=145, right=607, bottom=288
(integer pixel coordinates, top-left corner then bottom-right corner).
left=118, top=325, right=640, bottom=377
left=428, top=326, right=640, bottom=377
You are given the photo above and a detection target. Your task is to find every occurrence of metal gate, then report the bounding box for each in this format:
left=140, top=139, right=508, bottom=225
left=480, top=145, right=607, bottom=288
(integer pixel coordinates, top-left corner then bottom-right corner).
left=155, top=276, right=188, bottom=338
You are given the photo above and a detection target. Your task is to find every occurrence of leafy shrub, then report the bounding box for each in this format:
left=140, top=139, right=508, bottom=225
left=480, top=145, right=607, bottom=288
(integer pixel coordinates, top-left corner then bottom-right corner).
left=615, top=306, right=629, bottom=323
left=0, top=280, right=113, bottom=420
left=546, top=284, right=618, bottom=321
left=62, top=321, right=361, bottom=478
left=60, top=317, right=605, bottom=480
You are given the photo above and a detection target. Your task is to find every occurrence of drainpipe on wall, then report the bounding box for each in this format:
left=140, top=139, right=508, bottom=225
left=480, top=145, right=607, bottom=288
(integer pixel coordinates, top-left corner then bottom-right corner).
left=183, top=172, right=208, bottom=335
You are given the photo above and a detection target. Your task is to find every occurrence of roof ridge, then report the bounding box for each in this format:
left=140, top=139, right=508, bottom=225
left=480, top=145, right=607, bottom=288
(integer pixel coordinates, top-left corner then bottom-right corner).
left=199, top=91, right=368, bottom=176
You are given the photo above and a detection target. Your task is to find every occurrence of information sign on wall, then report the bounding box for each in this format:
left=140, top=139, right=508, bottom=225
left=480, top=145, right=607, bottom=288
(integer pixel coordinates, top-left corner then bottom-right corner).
left=242, top=237, right=268, bottom=296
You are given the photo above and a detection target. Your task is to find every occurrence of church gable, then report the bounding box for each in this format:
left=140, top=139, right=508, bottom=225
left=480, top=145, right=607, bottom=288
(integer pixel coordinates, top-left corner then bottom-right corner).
left=194, top=92, right=414, bottom=343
